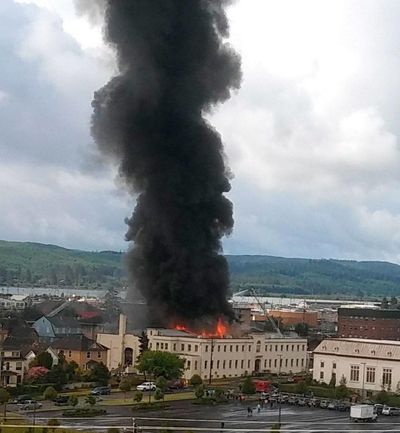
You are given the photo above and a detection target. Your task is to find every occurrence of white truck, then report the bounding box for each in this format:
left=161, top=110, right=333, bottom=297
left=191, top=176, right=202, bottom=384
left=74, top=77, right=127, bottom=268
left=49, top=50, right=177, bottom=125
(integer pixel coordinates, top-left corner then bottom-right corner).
left=350, top=404, right=378, bottom=422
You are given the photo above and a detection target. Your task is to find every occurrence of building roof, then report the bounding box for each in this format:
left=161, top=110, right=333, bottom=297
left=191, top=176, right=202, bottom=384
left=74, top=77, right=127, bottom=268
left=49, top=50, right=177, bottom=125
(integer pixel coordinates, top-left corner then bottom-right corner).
left=314, top=338, right=400, bottom=361
left=152, top=329, right=196, bottom=338
left=50, top=334, right=108, bottom=352
left=47, top=315, right=81, bottom=329
left=338, top=307, right=400, bottom=318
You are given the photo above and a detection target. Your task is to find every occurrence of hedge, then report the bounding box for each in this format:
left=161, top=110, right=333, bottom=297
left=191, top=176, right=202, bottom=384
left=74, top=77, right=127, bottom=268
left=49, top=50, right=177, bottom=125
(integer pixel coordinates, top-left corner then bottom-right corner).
left=62, top=408, right=107, bottom=417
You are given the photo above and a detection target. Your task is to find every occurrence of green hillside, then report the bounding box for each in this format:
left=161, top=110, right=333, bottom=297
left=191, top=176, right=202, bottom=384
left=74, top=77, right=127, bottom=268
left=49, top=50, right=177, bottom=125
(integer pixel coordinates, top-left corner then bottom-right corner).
left=0, top=240, right=400, bottom=297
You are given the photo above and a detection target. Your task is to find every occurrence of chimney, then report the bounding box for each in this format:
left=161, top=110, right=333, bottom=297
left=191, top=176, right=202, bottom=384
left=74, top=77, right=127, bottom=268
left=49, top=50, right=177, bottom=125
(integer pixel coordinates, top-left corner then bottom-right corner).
left=119, top=314, right=127, bottom=336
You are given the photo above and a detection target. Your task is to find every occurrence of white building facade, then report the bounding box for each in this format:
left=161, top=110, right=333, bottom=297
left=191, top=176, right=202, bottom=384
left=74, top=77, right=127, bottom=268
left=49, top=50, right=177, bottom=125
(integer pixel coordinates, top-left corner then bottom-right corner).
left=147, top=328, right=307, bottom=381
left=313, top=338, right=400, bottom=394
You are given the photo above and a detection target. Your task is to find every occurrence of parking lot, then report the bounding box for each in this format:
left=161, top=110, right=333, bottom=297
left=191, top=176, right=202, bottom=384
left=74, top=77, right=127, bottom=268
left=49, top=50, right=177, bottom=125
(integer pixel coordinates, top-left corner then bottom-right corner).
left=32, top=397, right=400, bottom=433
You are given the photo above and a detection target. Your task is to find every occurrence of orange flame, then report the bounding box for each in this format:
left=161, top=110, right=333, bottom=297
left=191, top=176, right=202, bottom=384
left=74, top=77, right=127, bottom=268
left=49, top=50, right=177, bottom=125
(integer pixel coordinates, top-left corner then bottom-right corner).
left=174, top=318, right=227, bottom=338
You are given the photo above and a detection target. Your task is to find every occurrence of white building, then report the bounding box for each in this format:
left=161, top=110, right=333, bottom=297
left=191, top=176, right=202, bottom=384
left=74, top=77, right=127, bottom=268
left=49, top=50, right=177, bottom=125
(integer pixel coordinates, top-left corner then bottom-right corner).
left=147, top=328, right=307, bottom=381
left=313, top=338, right=400, bottom=394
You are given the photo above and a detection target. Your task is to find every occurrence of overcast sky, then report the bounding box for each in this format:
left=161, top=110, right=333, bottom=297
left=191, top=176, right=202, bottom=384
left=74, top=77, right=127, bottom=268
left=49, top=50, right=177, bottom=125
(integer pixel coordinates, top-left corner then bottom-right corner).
left=2, top=0, right=400, bottom=262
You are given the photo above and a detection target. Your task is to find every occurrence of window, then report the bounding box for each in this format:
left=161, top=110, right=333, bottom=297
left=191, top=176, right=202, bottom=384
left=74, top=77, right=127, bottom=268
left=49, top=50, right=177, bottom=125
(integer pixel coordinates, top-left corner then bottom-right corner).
left=160, top=343, right=164, bottom=350
left=296, top=359, right=299, bottom=367
left=187, top=360, right=191, bottom=368
left=269, top=359, right=272, bottom=368
left=297, top=345, right=300, bottom=351
left=224, top=346, right=227, bottom=352
left=320, top=361, right=324, bottom=368
left=12, top=352, right=19, bottom=357
left=256, top=341, right=261, bottom=353
left=350, top=365, right=360, bottom=382
left=181, top=344, right=185, bottom=351
left=241, top=360, right=244, bottom=368
left=320, top=371, right=324, bottom=379
left=223, top=360, right=226, bottom=369
left=242, top=345, right=245, bottom=351
left=204, top=360, right=208, bottom=369
left=195, top=345, right=198, bottom=352
left=165, top=343, right=168, bottom=350
left=383, top=368, right=392, bottom=386
left=285, top=359, right=288, bottom=367
left=333, top=362, right=336, bottom=369
left=16, top=361, right=22, bottom=371
left=248, top=345, right=251, bottom=352
left=86, top=351, right=91, bottom=359
left=188, top=344, right=191, bottom=352
left=68, top=350, right=72, bottom=358
left=217, top=360, right=220, bottom=368
left=281, top=345, right=284, bottom=351
left=235, top=360, right=238, bottom=368
left=292, top=344, right=294, bottom=351
left=274, top=359, right=277, bottom=367
left=236, top=345, right=239, bottom=352
left=97, top=351, right=101, bottom=358
left=217, top=345, right=220, bottom=352
left=248, top=360, right=250, bottom=368
left=205, top=345, right=208, bottom=352
left=173, top=344, right=176, bottom=351
left=156, top=342, right=159, bottom=350
left=301, top=359, right=304, bottom=367
left=280, top=358, right=283, bottom=367
left=229, top=360, right=232, bottom=368
left=275, top=345, right=278, bottom=351
left=366, top=367, right=375, bottom=384
left=291, top=359, right=293, bottom=367
left=286, top=345, right=289, bottom=351
left=302, top=345, right=305, bottom=351
left=195, top=361, right=198, bottom=369
left=230, top=345, right=233, bottom=352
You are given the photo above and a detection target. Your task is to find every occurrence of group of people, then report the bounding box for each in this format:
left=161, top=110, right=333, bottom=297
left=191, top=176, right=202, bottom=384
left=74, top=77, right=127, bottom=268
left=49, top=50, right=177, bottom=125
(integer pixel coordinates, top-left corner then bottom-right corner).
left=247, top=400, right=276, bottom=416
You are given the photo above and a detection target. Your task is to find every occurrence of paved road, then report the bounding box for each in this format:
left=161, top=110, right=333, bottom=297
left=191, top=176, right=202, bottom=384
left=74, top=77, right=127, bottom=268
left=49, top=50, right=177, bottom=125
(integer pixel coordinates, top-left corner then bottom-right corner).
left=32, top=401, right=400, bottom=433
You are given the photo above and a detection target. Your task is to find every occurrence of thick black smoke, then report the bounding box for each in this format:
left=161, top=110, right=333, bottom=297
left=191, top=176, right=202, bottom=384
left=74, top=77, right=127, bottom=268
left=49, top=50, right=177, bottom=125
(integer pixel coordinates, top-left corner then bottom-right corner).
left=91, top=0, right=241, bottom=327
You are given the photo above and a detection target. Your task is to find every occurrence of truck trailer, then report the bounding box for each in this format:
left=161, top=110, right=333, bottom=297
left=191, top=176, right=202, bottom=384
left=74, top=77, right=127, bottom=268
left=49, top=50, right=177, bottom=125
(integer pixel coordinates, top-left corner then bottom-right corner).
left=350, top=405, right=377, bottom=422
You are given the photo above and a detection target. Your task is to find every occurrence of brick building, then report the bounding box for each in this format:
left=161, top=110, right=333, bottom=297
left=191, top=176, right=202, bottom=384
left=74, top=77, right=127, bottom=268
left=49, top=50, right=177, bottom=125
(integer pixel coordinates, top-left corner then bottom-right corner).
left=267, top=309, right=319, bottom=328
left=338, top=307, right=400, bottom=340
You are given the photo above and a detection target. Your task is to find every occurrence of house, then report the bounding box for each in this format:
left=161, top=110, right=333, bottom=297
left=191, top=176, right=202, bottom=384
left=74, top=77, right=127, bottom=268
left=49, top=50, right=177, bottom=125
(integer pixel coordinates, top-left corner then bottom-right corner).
left=32, top=316, right=82, bottom=341
left=313, top=338, right=400, bottom=395
left=50, top=334, right=108, bottom=370
left=0, top=295, right=31, bottom=310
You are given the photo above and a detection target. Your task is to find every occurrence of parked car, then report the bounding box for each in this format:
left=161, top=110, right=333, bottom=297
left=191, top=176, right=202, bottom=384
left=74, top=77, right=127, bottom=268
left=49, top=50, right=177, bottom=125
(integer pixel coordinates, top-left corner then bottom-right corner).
left=337, top=401, right=351, bottom=412
left=91, top=386, right=111, bottom=396
left=308, top=398, right=320, bottom=408
left=11, top=395, right=31, bottom=405
left=319, top=400, right=329, bottom=409
left=18, top=401, right=42, bottom=411
left=136, top=382, right=156, bottom=391
left=374, top=404, right=384, bottom=415
left=168, top=379, right=185, bottom=390
left=52, top=396, right=69, bottom=406
left=297, top=397, right=307, bottom=406
left=288, top=396, right=297, bottom=405
left=328, top=400, right=339, bottom=410
left=382, top=406, right=400, bottom=416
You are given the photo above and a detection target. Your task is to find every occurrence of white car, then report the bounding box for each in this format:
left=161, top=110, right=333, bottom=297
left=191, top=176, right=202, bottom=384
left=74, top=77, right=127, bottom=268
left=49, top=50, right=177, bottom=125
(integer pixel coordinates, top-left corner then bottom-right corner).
left=136, top=382, right=156, bottom=391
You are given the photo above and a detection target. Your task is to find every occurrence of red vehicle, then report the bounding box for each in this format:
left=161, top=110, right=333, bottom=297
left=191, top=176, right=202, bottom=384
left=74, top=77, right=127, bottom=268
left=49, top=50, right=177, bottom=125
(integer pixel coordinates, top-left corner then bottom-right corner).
left=254, top=380, right=272, bottom=393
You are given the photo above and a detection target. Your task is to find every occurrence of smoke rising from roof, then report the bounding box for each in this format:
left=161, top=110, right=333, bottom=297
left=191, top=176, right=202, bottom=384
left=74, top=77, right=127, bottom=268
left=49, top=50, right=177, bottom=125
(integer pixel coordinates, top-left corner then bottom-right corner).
left=91, top=0, right=241, bottom=327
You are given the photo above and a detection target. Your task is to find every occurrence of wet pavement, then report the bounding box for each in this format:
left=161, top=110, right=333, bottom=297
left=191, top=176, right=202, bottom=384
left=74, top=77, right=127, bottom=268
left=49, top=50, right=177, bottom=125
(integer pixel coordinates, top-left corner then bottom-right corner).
left=34, top=401, right=400, bottom=433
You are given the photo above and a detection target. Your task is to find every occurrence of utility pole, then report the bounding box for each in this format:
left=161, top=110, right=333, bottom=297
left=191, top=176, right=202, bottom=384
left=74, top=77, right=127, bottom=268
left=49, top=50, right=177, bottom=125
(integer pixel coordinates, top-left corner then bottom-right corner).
left=208, top=338, right=215, bottom=385
left=278, top=354, right=282, bottom=427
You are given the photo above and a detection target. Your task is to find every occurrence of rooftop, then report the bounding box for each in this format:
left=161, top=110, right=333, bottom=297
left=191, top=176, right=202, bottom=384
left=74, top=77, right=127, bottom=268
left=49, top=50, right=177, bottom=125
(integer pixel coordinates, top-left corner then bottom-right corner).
left=50, top=334, right=107, bottom=352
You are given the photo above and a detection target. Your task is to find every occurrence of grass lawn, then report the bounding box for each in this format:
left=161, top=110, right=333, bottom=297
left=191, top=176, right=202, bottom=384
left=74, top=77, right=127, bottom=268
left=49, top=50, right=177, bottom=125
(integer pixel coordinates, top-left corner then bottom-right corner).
left=100, top=391, right=195, bottom=406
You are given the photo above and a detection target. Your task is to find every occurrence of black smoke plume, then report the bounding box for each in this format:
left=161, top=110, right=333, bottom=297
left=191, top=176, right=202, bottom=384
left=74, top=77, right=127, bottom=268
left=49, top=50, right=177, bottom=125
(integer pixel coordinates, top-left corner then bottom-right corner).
left=91, top=0, right=241, bottom=327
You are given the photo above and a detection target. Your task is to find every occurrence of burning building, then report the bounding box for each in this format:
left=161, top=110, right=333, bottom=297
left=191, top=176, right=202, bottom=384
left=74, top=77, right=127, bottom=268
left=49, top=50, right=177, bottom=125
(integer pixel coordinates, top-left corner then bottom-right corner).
left=97, top=315, right=307, bottom=380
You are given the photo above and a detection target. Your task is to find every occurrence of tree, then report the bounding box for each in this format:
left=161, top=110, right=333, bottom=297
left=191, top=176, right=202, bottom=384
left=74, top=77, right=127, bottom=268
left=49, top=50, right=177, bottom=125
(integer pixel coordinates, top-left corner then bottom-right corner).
left=294, top=323, right=309, bottom=337
left=295, top=381, right=308, bottom=394
left=0, top=388, right=10, bottom=420
left=85, top=395, right=96, bottom=406
left=241, top=377, right=256, bottom=395
left=136, top=351, right=184, bottom=380
left=329, top=375, right=336, bottom=388
left=68, top=395, right=78, bottom=407
left=189, top=374, right=202, bottom=387
left=154, top=388, right=164, bottom=401
left=390, top=296, right=398, bottom=307
left=133, top=391, right=143, bottom=403
left=156, top=376, right=168, bottom=392
left=43, top=386, right=58, bottom=401
left=195, top=385, right=205, bottom=399
left=339, top=375, right=347, bottom=386
left=138, top=331, right=149, bottom=357
left=119, top=379, right=131, bottom=400
left=376, top=390, right=389, bottom=404
left=87, top=362, right=110, bottom=385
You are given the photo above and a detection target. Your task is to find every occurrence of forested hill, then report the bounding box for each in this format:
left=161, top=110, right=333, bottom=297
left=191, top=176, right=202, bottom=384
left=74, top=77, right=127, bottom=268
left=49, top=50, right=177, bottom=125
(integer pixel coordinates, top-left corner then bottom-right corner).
left=0, top=240, right=400, bottom=297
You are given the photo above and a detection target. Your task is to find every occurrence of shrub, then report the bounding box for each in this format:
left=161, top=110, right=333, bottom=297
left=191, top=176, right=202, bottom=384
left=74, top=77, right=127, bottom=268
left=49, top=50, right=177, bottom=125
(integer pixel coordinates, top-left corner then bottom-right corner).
left=241, top=377, right=256, bottom=395
left=195, top=385, right=204, bottom=399
left=154, top=388, right=164, bottom=401
left=189, top=375, right=202, bottom=387
left=68, top=395, right=78, bottom=407
left=85, top=395, right=96, bottom=406
left=133, top=391, right=143, bottom=403
left=44, top=386, right=58, bottom=401
left=63, top=408, right=107, bottom=417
